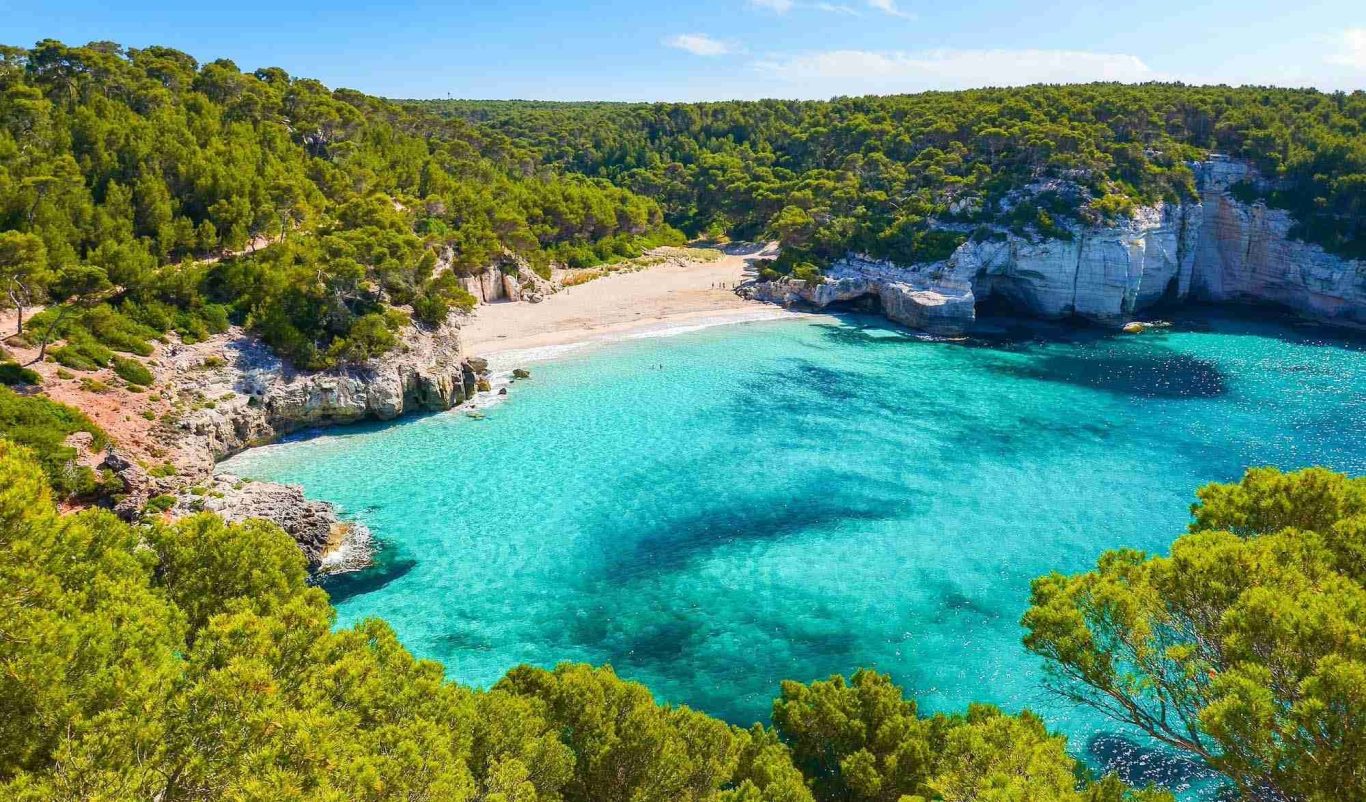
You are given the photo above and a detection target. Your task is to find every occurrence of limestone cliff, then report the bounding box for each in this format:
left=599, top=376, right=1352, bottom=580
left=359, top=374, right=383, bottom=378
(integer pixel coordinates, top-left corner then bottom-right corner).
left=743, top=160, right=1365, bottom=335
left=100, top=312, right=487, bottom=570
left=163, top=311, right=483, bottom=481
left=455, top=250, right=559, bottom=304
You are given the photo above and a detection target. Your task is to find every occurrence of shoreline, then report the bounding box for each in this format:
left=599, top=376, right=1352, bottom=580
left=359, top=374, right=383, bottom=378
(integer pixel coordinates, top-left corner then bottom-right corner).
left=207, top=248, right=796, bottom=572
left=479, top=306, right=811, bottom=370
left=460, top=243, right=781, bottom=360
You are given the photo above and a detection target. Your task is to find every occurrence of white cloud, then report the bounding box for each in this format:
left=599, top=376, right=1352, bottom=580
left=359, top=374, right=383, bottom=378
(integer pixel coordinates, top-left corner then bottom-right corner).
left=1326, top=28, right=1366, bottom=69
left=816, top=3, right=861, bottom=15
left=749, top=0, right=795, bottom=11
left=664, top=33, right=734, bottom=57
left=866, top=0, right=913, bottom=18
left=752, top=48, right=1158, bottom=96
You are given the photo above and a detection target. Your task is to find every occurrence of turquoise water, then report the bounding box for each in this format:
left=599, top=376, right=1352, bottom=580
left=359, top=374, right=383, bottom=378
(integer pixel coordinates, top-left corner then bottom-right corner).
left=222, top=310, right=1365, bottom=796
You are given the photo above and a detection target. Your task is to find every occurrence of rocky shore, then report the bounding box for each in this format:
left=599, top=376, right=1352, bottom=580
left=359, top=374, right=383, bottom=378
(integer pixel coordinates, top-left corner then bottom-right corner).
left=94, top=309, right=494, bottom=571
left=741, top=159, right=1366, bottom=335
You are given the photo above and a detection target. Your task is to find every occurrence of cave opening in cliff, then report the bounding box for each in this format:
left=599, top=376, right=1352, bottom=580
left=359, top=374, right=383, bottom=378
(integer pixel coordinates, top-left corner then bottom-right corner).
left=826, top=292, right=885, bottom=316
left=972, top=286, right=1032, bottom=321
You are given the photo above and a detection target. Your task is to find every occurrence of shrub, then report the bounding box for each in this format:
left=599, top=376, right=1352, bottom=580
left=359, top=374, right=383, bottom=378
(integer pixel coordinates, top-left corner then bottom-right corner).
left=49, top=332, right=115, bottom=371
left=145, top=493, right=176, bottom=513
left=0, top=387, right=106, bottom=497
left=112, top=356, right=154, bottom=386
left=0, top=363, right=41, bottom=386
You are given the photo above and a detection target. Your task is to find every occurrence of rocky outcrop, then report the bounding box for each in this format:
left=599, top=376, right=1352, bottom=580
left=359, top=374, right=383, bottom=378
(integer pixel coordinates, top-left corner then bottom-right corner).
left=1188, top=160, right=1366, bottom=326
left=171, top=473, right=372, bottom=571
left=163, top=311, right=483, bottom=481
left=456, top=250, right=558, bottom=304
left=742, top=259, right=977, bottom=336
left=743, top=159, right=1365, bottom=335
left=119, top=312, right=489, bottom=571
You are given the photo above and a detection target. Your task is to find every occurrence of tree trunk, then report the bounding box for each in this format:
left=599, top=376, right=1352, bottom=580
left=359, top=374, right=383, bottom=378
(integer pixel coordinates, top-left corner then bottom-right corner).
left=6, top=288, right=22, bottom=334
left=30, top=304, right=69, bottom=365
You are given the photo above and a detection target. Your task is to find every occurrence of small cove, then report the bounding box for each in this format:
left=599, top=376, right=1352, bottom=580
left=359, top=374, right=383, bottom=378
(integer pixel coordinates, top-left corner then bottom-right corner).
left=221, top=309, right=1366, bottom=798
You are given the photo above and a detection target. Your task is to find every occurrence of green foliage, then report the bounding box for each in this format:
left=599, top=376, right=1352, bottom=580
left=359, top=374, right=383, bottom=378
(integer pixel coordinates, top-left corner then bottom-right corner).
left=47, top=336, right=111, bottom=370
left=1022, top=467, right=1366, bottom=801
left=111, top=355, right=153, bottom=385
left=772, top=669, right=1166, bottom=802
left=0, top=362, right=40, bottom=385
left=0, top=386, right=105, bottom=497
left=425, top=85, right=1364, bottom=261
left=0, top=441, right=1166, bottom=802
left=0, top=230, right=50, bottom=333
left=1, top=39, right=676, bottom=370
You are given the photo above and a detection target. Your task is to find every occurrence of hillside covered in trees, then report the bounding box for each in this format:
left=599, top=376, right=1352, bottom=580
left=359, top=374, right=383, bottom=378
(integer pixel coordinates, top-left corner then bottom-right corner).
left=424, top=85, right=1366, bottom=271
left=0, top=40, right=681, bottom=374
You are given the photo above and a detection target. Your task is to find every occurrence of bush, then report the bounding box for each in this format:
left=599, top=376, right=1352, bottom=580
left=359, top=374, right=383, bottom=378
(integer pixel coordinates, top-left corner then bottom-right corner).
left=49, top=334, right=115, bottom=371
left=144, top=493, right=176, bottom=513
left=0, top=363, right=41, bottom=386
left=0, top=387, right=106, bottom=498
left=791, top=262, right=823, bottom=283
left=112, top=357, right=154, bottom=386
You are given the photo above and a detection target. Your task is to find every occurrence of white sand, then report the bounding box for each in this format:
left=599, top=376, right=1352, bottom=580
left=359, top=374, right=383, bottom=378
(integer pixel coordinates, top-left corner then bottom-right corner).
left=459, top=244, right=789, bottom=359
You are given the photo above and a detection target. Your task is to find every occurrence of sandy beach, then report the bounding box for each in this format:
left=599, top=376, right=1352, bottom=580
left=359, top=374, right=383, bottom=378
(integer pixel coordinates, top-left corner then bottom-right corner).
left=459, top=243, right=789, bottom=360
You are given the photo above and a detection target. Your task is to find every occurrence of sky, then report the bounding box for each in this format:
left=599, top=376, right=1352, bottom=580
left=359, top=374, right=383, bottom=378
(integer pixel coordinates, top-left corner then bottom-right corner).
left=3, top=0, right=1364, bottom=101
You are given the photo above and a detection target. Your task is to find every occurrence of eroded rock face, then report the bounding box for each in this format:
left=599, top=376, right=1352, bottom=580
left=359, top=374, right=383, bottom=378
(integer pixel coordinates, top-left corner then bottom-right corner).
left=139, top=312, right=486, bottom=570
left=456, top=250, right=559, bottom=304
left=742, top=259, right=977, bottom=336
left=744, top=159, right=1365, bottom=333
left=165, top=310, right=482, bottom=482
left=172, top=473, right=372, bottom=571
left=1190, top=161, right=1366, bottom=327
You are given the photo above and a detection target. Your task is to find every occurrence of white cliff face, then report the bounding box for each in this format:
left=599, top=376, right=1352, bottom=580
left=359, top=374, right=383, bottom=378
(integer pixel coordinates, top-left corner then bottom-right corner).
left=1189, top=161, right=1366, bottom=326
left=746, top=159, right=1364, bottom=334
left=163, top=311, right=483, bottom=481
left=455, top=250, right=559, bottom=304
left=955, top=201, right=1199, bottom=325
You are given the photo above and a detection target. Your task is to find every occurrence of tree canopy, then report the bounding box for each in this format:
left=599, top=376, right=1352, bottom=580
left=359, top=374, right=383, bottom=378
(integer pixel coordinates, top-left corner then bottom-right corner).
left=1023, top=467, right=1366, bottom=802
left=425, top=85, right=1366, bottom=270
left=0, top=40, right=682, bottom=370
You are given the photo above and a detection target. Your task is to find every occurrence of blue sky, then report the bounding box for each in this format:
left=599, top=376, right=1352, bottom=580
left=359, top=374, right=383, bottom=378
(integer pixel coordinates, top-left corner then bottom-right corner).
left=3, top=0, right=1363, bottom=100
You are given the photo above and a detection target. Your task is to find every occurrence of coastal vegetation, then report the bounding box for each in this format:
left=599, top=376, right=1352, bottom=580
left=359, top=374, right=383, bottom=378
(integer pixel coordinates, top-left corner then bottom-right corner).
left=4, top=437, right=1364, bottom=799
left=1024, top=467, right=1366, bottom=801
left=427, top=86, right=1366, bottom=271
left=0, top=40, right=682, bottom=372
left=0, top=387, right=105, bottom=496
left=0, top=35, right=1363, bottom=802
left=0, top=440, right=1166, bottom=801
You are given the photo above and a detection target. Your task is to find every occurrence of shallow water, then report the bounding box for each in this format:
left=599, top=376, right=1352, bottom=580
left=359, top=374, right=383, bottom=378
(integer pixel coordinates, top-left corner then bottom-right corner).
left=223, top=310, right=1365, bottom=797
